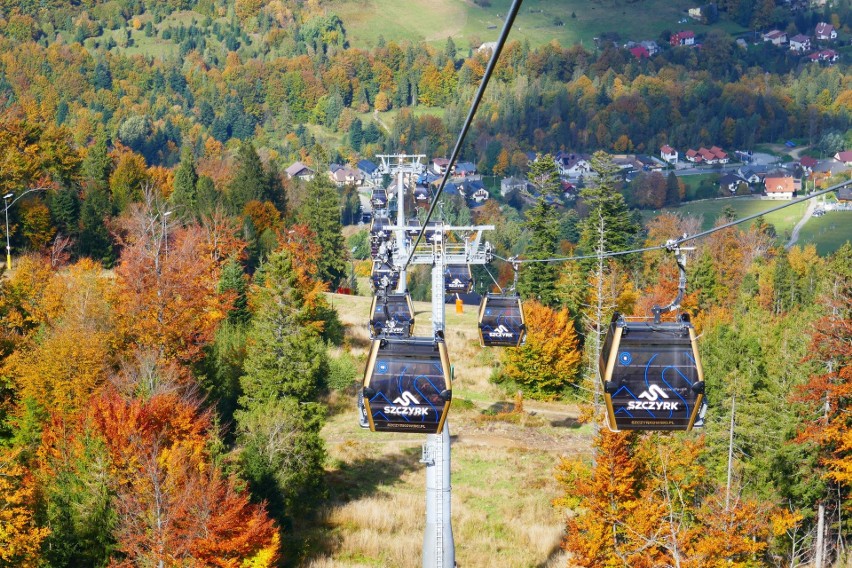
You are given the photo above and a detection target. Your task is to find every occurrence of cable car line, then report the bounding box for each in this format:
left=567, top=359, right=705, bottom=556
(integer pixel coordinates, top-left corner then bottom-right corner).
left=492, top=179, right=850, bottom=266
left=403, top=0, right=523, bottom=270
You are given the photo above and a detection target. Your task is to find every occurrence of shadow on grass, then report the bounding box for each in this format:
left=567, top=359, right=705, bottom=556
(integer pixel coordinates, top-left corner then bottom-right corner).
left=536, top=541, right=566, bottom=568
left=548, top=415, right=583, bottom=429
left=291, top=445, right=423, bottom=566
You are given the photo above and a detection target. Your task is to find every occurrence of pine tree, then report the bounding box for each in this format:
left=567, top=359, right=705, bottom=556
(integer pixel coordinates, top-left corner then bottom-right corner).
left=170, top=146, right=198, bottom=216
left=664, top=171, right=681, bottom=207
left=578, top=151, right=638, bottom=257
left=517, top=154, right=561, bottom=306
left=235, top=250, right=327, bottom=521
left=299, top=175, right=347, bottom=288
left=82, top=131, right=111, bottom=190
left=78, top=186, right=114, bottom=266
left=228, top=141, right=266, bottom=214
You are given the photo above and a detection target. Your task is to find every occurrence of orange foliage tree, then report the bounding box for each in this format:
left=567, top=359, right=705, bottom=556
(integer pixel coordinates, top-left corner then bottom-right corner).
left=113, top=191, right=226, bottom=377
left=35, top=385, right=280, bottom=567
left=557, top=431, right=784, bottom=567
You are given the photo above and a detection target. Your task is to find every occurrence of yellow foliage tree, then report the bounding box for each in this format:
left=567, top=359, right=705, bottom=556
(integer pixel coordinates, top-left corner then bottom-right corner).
left=500, top=301, right=582, bottom=400
left=0, top=447, right=49, bottom=567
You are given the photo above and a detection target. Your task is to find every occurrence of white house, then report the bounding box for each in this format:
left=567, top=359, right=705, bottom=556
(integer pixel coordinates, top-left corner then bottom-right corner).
left=554, top=151, right=591, bottom=178
left=835, top=150, right=852, bottom=166
left=789, top=34, right=811, bottom=52
left=763, top=30, right=787, bottom=45
left=660, top=144, right=678, bottom=164
left=764, top=174, right=795, bottom=199
left=815, top=22, right=837, bottom=41
left=329, top=165, right=364, bottom=187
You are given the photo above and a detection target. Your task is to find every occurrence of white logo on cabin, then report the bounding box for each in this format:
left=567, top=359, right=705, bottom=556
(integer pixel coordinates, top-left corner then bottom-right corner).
left=627, top=385, right=680, bottom=411
left=638, top=385, right=669, bottom=402
left=386, top=390, right=430, bottom=416
left=488, top=325, right=514, bottom=338
left=393, top=391, right=420, bottom=406
left=449, top=278, right=464, bottom=288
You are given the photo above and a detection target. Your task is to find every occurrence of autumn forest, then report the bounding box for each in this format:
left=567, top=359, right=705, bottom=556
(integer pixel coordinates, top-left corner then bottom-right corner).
left=0, top=0, right=851, bottom=566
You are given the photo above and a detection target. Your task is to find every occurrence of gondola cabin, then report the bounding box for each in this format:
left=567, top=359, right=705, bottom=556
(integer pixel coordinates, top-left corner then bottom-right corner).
left=371, top=188, right=388, bottom=209
left=371, top=260, right=399, bottom=290
left=444, top=264, right=473, bottom=293
left=414, top=184, right=431, bottom=202
left=370, top=216, right=392, bottom=257
left=478, top=294, right=525, bottom=347
left=362, top=338, right=452, bottom=433
left=599, top=313, right=705, bottom=432
left=369, top=293, right=415, bottom=338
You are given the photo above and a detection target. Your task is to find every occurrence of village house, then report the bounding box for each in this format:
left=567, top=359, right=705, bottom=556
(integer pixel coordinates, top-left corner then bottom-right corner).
left=629, top=45, right=650, bottom=59
left=764, top=173, right=796, bottom=199
left=685, top=146, right=729, bottom=165
left=670, top=30, right=695, bottom=46
left=763, top=30, right=787, bottom=45
left=789, top=34, right=811, bottom=51
left=285, top=161, right=315, bottom=181
left=432, top=158, right=452, bottom=175
left=357, top=159, right=382, bottom=185
left=799, top=156, right=818, bottom=174
left=815, top=22, right=837, bottom=41
left=660, top=145, right=678, bottom=164
left=500, top=176, right=531, bottom=196
left=453, top=162, right=477, bottom=178
left=719, top=173, right=744, bottom=194
left=640, top=40, right=660, bottom=55
left=808, top=49, right=839, bottom=63
left=554, top=151, right=591, bottom=179
left=835, top=150, right=852, bottom=166
left=328, top=164, right=364, bottom=187
left=738, top=167, right=765, bottom=185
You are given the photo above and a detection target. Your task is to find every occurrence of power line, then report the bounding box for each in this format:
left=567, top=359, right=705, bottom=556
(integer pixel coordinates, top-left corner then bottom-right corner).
left=404, top=0, right=524, bottom=270
left=497, top=179, right=851, bottom=265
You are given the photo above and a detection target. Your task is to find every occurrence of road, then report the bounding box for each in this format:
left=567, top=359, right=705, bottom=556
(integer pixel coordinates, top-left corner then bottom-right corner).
left=786, top=197, right=816, bottom=250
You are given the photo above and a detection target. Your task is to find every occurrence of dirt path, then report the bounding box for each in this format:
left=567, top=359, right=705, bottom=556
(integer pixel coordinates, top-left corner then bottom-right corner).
left=372, top=109, right=390, bottom=134
left=786, top=198, right=816, bottom=250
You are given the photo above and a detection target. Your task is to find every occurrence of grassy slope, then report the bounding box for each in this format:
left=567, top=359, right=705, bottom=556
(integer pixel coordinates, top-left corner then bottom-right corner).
left=796, top=210, right=852, bottom=256
left=305, top=292, right=585, bottom=567
left=332, top=0, right=730, bottom=50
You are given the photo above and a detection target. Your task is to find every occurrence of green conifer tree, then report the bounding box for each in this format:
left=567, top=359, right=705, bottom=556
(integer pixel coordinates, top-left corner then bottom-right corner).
left=517, top=154, right=561, bottom=307
left=299, top=175, right=347, bottom=288
left=234, top=250, right=328, bottom=521
left=228, top=141, right=266, bottom=214
left=170, top=146, right=198, bottom=216
left=578, top=151, right=638, bottom=257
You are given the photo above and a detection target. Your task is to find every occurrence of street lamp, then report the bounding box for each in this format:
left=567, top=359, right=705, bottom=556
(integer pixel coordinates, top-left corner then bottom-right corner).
left=3, top=193, right=13, bottom=270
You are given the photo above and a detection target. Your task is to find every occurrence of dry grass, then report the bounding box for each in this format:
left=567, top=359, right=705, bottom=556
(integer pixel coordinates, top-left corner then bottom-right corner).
left=310, top=293, right=589, bottom=567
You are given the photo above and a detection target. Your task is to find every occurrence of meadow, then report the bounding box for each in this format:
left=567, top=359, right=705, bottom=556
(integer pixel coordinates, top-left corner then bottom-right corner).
left=644, top=197, right=810, bottom=243
left=331, top=0, right=735, bottom=50
left=302, top=292, right=587, bottom=567
left=796, top=210, right=852, bottom=256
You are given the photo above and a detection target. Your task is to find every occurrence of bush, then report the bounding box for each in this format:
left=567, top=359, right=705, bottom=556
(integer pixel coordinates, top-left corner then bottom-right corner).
left=327, top=351, right=360, bottom=392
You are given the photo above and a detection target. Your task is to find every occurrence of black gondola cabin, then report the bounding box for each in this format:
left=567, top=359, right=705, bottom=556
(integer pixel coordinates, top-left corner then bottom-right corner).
left=371, top=260, right=399, bottom=290
left=369, top=293, right=415, bottom=338
left=478, top=294, right=526, bottom=347
left=362, top=338, right=452, bottom=434
left=599, top=313, right=705, bottom=431
left=444, top=265, right=473, bottom=293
